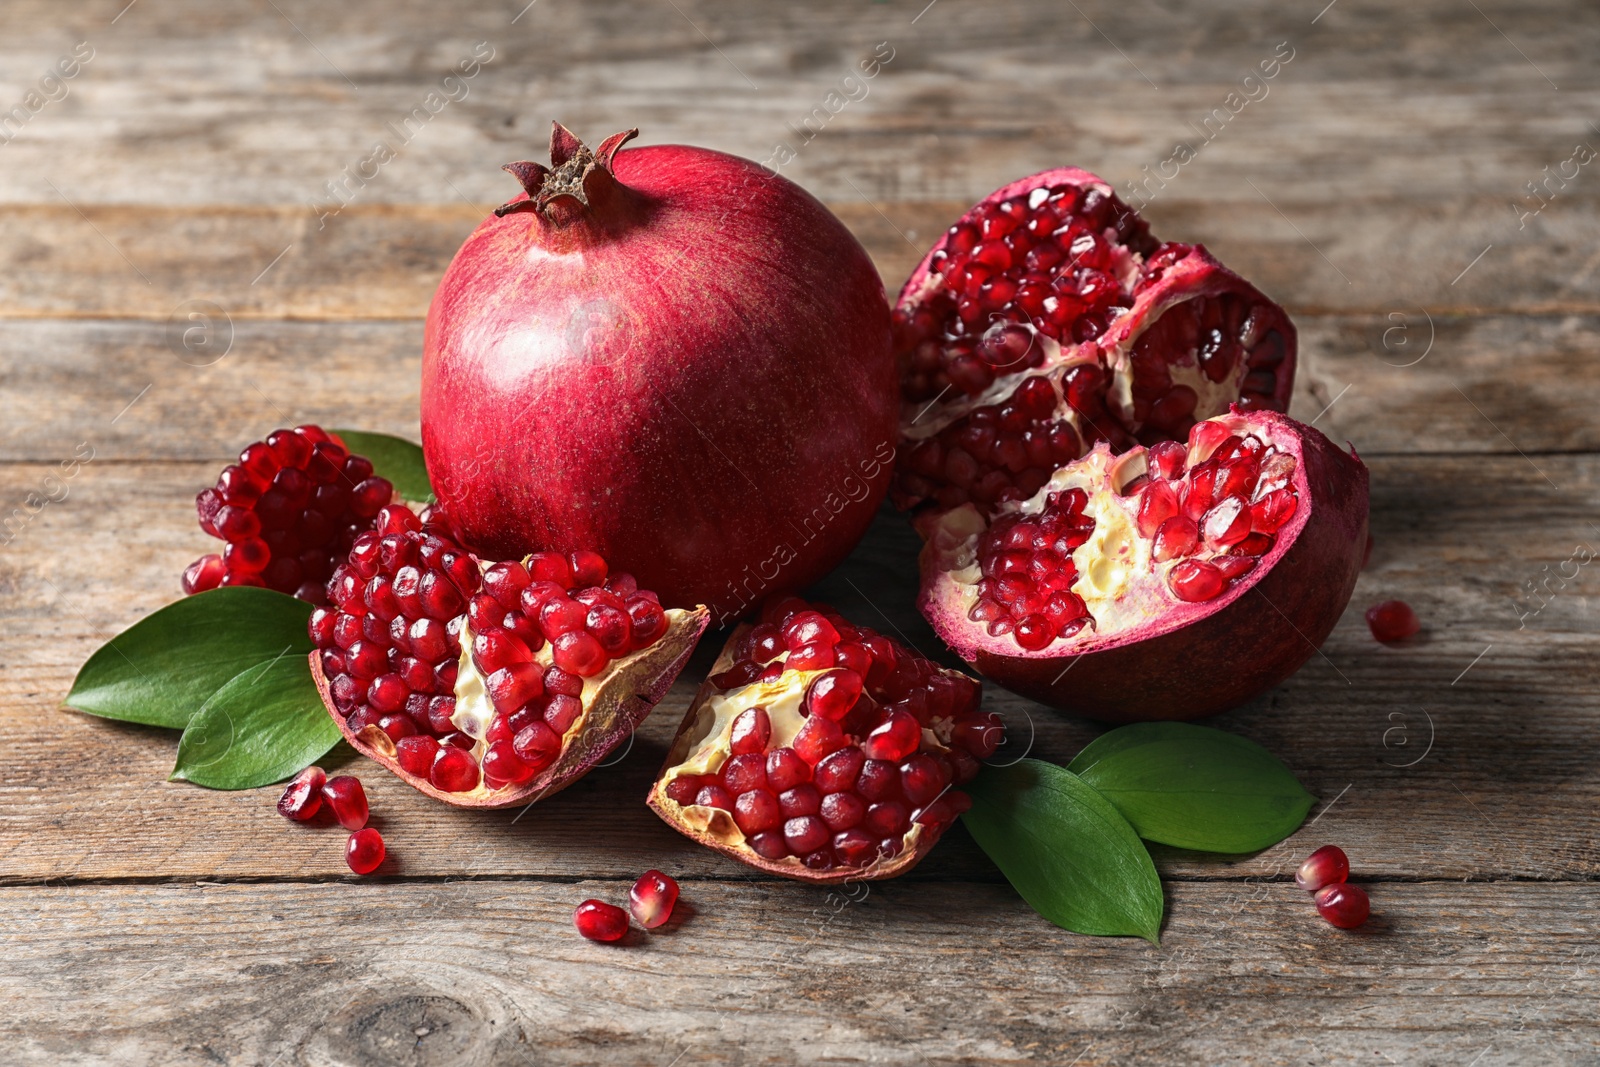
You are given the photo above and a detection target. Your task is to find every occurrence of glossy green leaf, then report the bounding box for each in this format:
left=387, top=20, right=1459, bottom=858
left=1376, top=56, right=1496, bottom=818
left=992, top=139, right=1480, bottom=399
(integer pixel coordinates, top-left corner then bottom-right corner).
left=1067, top=722, right=1316, bottom=854
left=65, top=588, right=313, bottom=729
left=332, top=428, right=433, bottom=503
left=963, top=759, right=1163, bottom=943
left=171, top=654, right=339, bottom=789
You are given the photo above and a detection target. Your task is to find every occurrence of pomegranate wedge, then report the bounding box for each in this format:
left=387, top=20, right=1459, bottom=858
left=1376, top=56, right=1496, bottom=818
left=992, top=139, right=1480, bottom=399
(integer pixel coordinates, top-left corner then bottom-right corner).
left=310, top=504, right=707, bottom=807
left=648, top=598, right=1001, bottom=883
left=918, top=409, right=1367, bottom=722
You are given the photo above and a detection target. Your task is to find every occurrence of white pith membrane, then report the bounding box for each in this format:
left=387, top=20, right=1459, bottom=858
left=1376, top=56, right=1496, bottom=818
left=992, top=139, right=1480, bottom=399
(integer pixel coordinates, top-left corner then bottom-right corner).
left=351, top=600, right=704, bottom=803
left=923, top=410, right=1304, bottom=654
left=653, top=664, right=935, bottom=872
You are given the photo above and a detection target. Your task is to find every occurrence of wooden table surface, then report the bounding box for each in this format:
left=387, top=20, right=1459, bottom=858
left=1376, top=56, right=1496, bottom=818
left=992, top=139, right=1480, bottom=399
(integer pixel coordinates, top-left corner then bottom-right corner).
left=4, top=1, right=1598, bottom=1063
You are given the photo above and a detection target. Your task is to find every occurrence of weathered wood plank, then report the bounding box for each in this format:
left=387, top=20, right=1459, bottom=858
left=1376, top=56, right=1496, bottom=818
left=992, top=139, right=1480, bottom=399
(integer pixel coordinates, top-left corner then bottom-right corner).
left=2, top=454, right=1596, bottom=882
left=1, top=880, right=1596, bottom=1065
left=0, top=0, right=1594, bottom=207
left=0, top=314, right=1596, bottom=469
left=0, top=197, right=1594, bottom=320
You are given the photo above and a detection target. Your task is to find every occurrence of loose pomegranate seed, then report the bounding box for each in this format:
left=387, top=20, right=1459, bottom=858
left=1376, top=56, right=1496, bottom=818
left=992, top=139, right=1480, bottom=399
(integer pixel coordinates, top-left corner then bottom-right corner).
left=321, top=775, right=369, bottom=830
left=277, top=766, right=325, bottom=821
left=629, top=870, right=679, bottom=929
left=574, top=899, right=629, bottom=942
left=1365, top=600, right=1419, bottom=642
left=184, top=426, right=394, bottom=604
left=656, top=599, right=990, bottom=876
left=1295, top=845, right=1350, bottom=893
left=345, top=827, right=385, bottom=875
left=1314, top=882, right=1370, bottom=929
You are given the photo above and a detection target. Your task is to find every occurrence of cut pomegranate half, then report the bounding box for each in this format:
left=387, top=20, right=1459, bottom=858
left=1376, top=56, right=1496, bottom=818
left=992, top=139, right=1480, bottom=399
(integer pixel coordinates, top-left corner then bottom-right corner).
left=648, top=598, right=1001, bottom=884
left=309, top=504, right=708, bottom=808
left=918, top=409, right=1367, bottom=722
left=893, top=168, right=1295, bottom=514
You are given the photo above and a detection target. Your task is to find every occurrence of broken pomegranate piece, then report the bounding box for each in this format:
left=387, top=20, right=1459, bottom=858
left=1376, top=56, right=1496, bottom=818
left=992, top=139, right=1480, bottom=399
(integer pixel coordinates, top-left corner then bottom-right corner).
left=648, top=598, right=1000, bottom=883
left=892, top=168, right=1295, bottom=514
left=309, top=504, right=708, bottom=808
left=918, top=409, right=1367, bottom=722
left=184, top=425, right=395, bottom=604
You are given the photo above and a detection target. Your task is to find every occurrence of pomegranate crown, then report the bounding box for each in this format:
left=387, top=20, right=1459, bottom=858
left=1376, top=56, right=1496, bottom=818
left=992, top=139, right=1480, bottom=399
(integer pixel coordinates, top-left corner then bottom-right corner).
left=495, top=122, right=638, bottom=222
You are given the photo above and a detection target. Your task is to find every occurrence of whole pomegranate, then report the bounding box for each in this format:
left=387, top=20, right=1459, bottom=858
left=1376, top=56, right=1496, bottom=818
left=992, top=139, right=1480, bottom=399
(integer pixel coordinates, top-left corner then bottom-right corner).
left=918, top=409, right=1368, bottom=722
left=422, top=124, right=896, bottom=623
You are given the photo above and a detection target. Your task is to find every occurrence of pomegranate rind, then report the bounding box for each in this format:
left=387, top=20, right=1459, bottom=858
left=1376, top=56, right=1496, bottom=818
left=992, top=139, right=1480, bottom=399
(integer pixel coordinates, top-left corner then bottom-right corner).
left=646, top=625, right=947, bottom=885
left=918, top=409, right=1368, bottom=722
left=313, top=605, right=708, bottom=808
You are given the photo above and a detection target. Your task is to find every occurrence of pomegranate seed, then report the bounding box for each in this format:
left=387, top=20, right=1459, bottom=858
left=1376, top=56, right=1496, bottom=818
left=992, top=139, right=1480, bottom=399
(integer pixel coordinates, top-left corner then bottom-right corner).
left=862, top=710, right=921, bottom=762
left=695, top=784, right=734, bottom=810
left=783, top=815, right=830, bottom=856
left=819, top=791, right=866, bottom=831
left=813, top=748, right=865, bottom=794
left=629, top=870, right=679, bottom=929
left=729, top=706, right=771, bottom=755
left=574, top=899, right=629, bottom=942
left=512, top=722, right=562, bottom=771
left=1296, top=845, right=1350, bottom=892
left=553, top=631, right=609, bottom=677
left=395, top=735, right=440, bottom=777
left=1365, top=600, right=1419, bottom=642
left=734, top=789, right=782, bottom=834
left=482, top=740, right=535, bottom=785
left=430, top=745, right=480, bottom=792
left=1314, top=882, right=1370, bottom=929
left=778, top=784, right=822, bottom=818
left=804, top=669, right=863, bottom=721
left=793, top=715, right=847, bottom=764
left=345, top=827, right=385, bottom=875
left=720, top=752, right=767, bottom=795
left=321, top=775, right=369, bottom=830
left=1167, top=559, right=1227, bottom=602
left=766, top=747, right=811, bottom=791
left=277, top=766, right=325, bottom=821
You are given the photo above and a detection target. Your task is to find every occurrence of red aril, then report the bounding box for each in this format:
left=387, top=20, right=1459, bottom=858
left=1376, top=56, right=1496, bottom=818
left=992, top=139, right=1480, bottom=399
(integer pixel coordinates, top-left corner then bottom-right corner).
left=1314, top=882, right=1370, bottom=929
left=1295, top=845, right=1350, bottom=892
left=421, top=124, right=897, bottom=623
left=892, top=168, right=1295, bottom=515
left=345, top=827, right=385, bottom=875
left=276, top=766, right=325, bottom=821
left=183, top=425, right=394, bottom=603
left=321, top=775, right=369, bottom=831
left=917, top=409, right=1368, bottom=721
left=574, top=899, right=629, bottom=942
left=649, top=598, right=998, bottom=883
left=1365, top=600, right=1419, bottom=642
left=629, top=870, right=679, bottom=929
left=309, top=503, right=708, bottom=809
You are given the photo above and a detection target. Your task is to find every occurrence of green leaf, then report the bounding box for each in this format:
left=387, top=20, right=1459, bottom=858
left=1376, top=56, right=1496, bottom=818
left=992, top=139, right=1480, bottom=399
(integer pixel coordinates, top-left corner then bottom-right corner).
left=1067, top=722, right=1316, bottom=854
left=65, top=588, right=313, bottom=729
left=332, top=428, right=433, bottom=502
left=171, top=654, right=340, bottom=789
left=963, top=759, right=1163, bottom=943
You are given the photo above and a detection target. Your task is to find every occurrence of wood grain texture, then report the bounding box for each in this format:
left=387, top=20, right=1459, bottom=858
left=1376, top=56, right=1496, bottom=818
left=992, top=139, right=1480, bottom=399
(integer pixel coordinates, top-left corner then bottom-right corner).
left=4, top=455, right=1596, bottom=883
left=2, top=881, right=1597, bottom=1065
left=1, top=314, right=1597, bottom=467
left=3, top=0, right=1598, bottom=1058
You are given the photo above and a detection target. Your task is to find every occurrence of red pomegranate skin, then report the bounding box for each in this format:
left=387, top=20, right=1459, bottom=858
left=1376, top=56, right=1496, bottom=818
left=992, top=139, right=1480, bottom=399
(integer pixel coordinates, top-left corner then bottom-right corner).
left=920, top=411, right=1368, bottom=722
left=422, top=130, right=896, bottom=623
